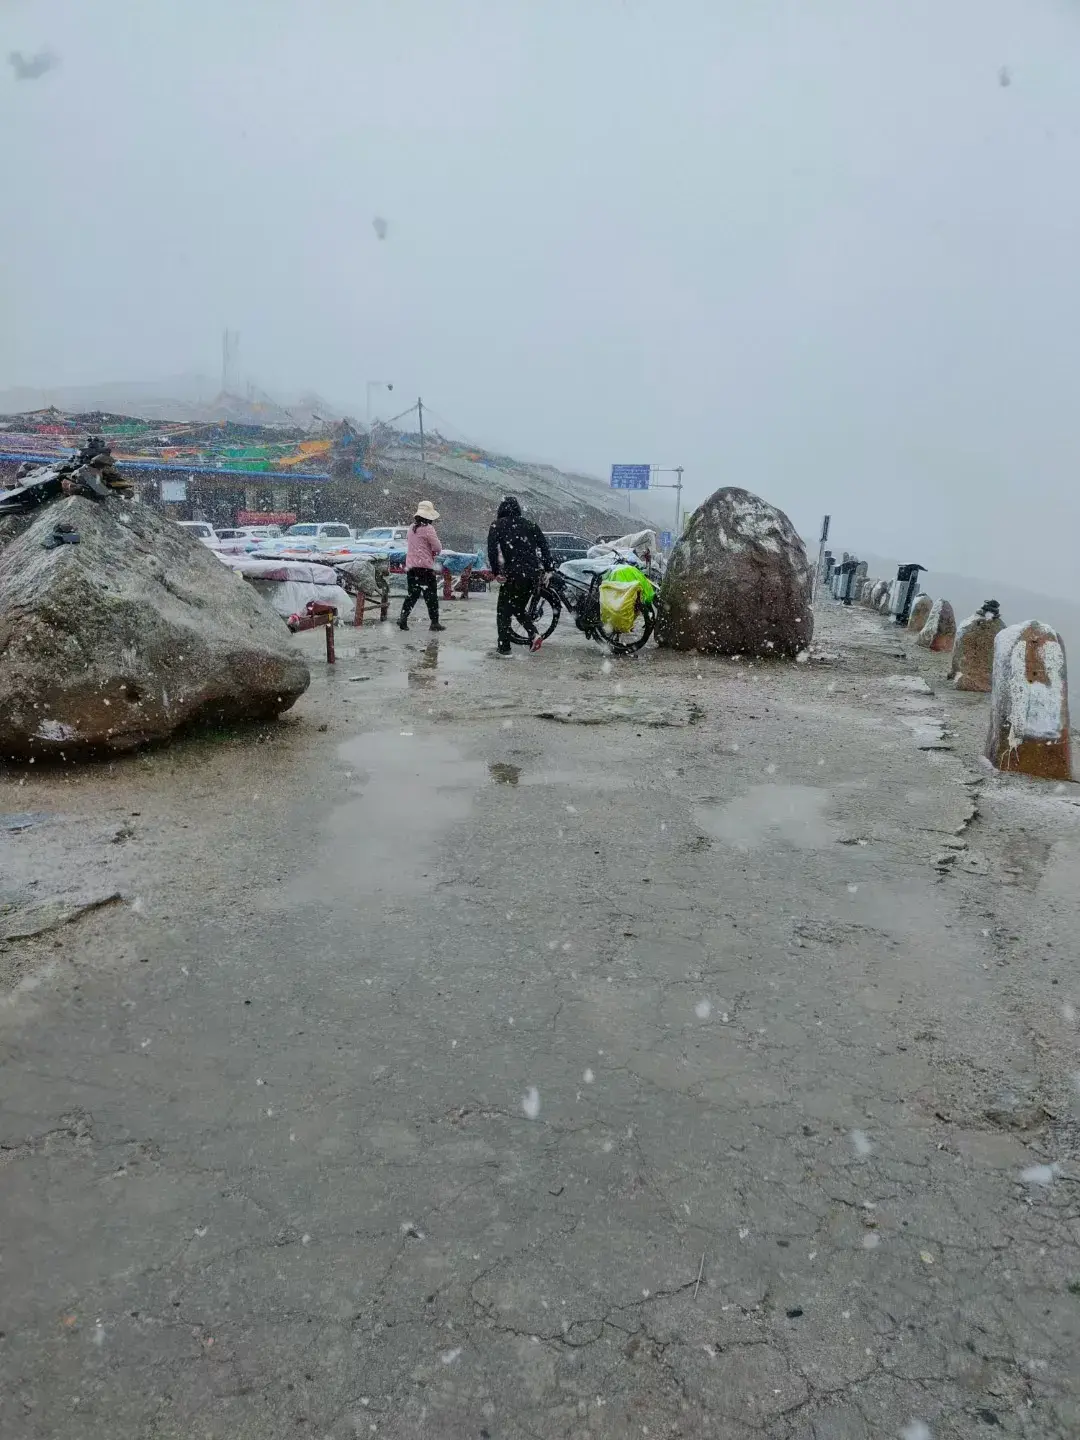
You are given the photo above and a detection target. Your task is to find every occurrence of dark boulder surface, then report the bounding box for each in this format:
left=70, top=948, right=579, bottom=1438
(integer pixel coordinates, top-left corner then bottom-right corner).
left=0, top=497, right=309, bottom=757
left=907, top=594, right=933, bottom=631
left=657, top=487, right=813, bottom=656
left=950, top=610, right=1005, bottom=692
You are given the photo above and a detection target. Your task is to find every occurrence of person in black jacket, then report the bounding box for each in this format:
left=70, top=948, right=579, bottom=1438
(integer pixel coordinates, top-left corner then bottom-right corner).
left=487, top=496, right=553, bottom=654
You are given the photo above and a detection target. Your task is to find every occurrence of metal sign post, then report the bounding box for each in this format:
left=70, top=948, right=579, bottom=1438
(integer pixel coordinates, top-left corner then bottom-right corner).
left=610, top=464, right=651, bottom=490
left=611, top=464, right=684, bottom=538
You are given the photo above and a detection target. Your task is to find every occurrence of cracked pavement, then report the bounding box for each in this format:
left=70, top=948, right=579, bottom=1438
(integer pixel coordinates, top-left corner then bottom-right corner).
left=1, top=599, right=1078, bottom=1438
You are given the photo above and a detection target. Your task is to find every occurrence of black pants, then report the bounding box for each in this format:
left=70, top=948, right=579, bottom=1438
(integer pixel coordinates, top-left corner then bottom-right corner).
left=497, top=576, right=536, bottom=649
left=400, top=567, right=439, bottom=626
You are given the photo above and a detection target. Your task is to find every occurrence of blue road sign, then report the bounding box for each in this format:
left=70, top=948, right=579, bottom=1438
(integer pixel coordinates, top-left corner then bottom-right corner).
left=659, top=530, right=674, bottom=550
left=610, top=463, right=651, bottom=491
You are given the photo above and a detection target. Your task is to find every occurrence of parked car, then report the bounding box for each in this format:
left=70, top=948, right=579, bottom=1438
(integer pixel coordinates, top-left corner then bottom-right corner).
left=283, top=521, right=354, bottom=546
left=215, top=525, right=282, bottom=554
left=355, top=525, right=410, bottom=548
left=544, top=531, right=591, bottom=566
left=176, top=521, right=221, bottom=551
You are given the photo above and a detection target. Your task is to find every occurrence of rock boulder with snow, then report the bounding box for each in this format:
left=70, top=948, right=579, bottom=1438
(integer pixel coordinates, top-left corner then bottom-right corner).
left=917, top=598, right=956, bottom=652
left=949, top=608, right=1005, bottom=692
left=907, top=594, right=933, bottom=632
left=0, top=496, right=310, bottom=758
left=986, top=621, right=1071, bottom=780
left=657, top=487, right=812, bottom=656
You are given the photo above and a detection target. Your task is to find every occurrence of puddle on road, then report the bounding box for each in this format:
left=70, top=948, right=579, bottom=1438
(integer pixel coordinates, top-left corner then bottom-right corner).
left=696, top=785, right=837, bottom=852
left=344, top=641, right=487, bottom=694
left=488, top=765, right=631, bottom=792
left=270, top=730, right=488, bottom=907
left=270, top=721, right=636, bottom=912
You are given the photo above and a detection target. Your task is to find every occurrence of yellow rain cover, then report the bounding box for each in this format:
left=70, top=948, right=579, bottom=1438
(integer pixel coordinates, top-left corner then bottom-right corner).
left=599, top=579, right=640, bottom=633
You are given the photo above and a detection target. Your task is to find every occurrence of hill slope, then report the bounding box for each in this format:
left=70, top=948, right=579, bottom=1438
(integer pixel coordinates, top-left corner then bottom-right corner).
left=368, top=431, right=658, bottom=550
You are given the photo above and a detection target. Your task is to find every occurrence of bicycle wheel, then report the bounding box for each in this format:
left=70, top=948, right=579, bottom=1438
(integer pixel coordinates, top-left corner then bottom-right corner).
left=507, top=585, right=562, bottom=645
left=599, top=601, right=656, bottom=655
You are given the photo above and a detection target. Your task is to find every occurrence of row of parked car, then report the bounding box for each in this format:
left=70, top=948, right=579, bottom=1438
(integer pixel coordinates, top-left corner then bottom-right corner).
left=177, top=521, right=411, bottom=555
left=176, top=520, right=603, bottom=564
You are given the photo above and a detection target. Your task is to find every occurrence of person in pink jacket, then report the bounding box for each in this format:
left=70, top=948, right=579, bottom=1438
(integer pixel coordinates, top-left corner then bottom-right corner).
left=397, top=500, right=446, bottom=632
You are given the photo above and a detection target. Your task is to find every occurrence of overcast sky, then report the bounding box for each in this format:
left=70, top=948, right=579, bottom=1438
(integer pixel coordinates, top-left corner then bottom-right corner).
left=4, top=1, right=1080, bottom=596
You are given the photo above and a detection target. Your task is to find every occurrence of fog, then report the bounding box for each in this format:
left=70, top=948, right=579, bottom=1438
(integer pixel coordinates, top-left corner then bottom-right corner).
left=5, top=1, right=1080, bottom=597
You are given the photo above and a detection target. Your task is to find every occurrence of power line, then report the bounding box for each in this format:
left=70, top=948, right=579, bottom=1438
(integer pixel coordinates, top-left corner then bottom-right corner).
left=378, top=400, right=420, bottom=429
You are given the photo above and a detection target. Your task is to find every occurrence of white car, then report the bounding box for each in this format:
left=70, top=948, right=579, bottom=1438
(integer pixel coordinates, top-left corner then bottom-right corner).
left=356, top=525, right=409, bottom=549
left=215, top=526, right=282, bottom=554
left=282, top=521, right=355, bottom=549
left=176, top=521, right=222, bottom=551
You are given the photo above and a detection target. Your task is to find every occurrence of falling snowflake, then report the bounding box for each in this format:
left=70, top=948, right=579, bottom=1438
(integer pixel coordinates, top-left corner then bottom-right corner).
left=847, top=883, right=859, bottom=895
left=862, top=1231, right=880, bottom=1249
left=765, top=763, right=777, bottom=775
left=850, top=1129, right=874, bottom=1158
left=601, top=659, right=613, bottom=675
left=1063, top=1003, right=1077, bottom=1024
left=441, top=1346, right=462, bottom=1365
left=522, top=1087, right=541, bottom=1119
left=901, top=1423, right=933, bottom=1440
left=583, top=1068, right=595, bottom=1084
left=695, top=999, right=712, bottom=1020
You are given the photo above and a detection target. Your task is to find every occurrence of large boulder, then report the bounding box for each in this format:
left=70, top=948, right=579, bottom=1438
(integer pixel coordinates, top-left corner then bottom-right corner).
left=0, top=497, right=310, bottom=757
left=657, top=487, right=812, bottom=656
left=917, top=598, right=956, bottom=652
left=986, top=621, right=1070, bottom=780
left=868, top=580, right=889, bottom=610
left=949, top=605, right=1005, bottom=692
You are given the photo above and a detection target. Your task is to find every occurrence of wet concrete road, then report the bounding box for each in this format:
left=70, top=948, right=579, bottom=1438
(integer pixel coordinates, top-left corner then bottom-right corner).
left=1, top=599, right=1079, bottom=1439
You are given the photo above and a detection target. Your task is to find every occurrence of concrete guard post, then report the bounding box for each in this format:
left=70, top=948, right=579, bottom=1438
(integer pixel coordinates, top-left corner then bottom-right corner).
left=907, top=594, right=933, bottom=632
left=986, top=621, right=1071, bottom=780
left=950, top=605, right=1005, bottom=692
left=918, top=598, right=956, bottom=651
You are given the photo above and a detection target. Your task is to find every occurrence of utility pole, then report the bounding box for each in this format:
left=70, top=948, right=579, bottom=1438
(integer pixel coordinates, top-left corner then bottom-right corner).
left=810, top=515, right=830, bottom=606
left=417, top=396, right=427, bottom=483
left=646, top=466, right=685, bottom=541
left=221, top=329, right=238, bottom=394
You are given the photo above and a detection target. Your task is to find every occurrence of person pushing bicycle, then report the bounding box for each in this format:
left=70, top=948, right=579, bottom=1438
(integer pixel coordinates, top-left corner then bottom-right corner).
left=486, top=496, right=553, bottom=655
